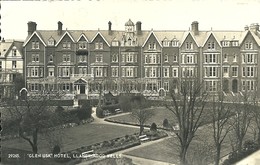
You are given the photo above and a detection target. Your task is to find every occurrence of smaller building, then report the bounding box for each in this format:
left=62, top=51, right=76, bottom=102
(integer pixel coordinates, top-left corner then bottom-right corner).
left=0, top=39, right=24, bottom=100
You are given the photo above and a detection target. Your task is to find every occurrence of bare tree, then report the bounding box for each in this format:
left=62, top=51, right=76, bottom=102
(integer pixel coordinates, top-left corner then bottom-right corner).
left=131, top=100, right=153, bottom=135
left=231, top=93, right=253, bottom=153
left=166, top=77, right=208, bottom=165
left=210, top=93, right=233, bottom=165
left=5, top=93, right=63, bottom=153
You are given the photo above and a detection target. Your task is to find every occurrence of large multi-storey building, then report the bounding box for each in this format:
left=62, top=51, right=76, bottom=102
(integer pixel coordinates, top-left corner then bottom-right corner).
left=22, top=20, right=260, bottom=99
left=0, top=39, right=24, bottom=99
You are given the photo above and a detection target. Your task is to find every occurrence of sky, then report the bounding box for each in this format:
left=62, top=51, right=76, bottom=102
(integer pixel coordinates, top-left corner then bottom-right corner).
left=1, top=0, right=260, bottom=40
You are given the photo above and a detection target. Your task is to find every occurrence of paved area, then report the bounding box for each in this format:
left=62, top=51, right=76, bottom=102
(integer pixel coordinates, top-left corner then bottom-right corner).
left=235, top=150, right=260, bottom=165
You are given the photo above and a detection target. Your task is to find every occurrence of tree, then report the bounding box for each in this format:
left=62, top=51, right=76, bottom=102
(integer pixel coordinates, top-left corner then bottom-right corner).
left=119, top=95, right=132, bottom=112
left=166, top=77, right=208, bottom=165
left=231, top=93, right=254, bottom=153
left=150, top=122, right=157, bottom=132
left=163, top=118, right=169, bottom=128
left=5, top=93, right=63, bottom=153
left=131, top=100, right=153, bottom=135
left=210, top=93, right=233, bottom=165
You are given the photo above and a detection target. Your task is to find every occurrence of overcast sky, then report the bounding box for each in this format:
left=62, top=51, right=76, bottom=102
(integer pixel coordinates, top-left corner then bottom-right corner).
left=1, top=0, right=260, bottom=40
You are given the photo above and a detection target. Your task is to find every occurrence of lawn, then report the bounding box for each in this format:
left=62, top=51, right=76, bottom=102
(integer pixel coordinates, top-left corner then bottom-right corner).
left=124, top=137, right=179, bottom=164
left=108, top=107, right=176, bottom=127
left=2, top=123, right=139, bottom=154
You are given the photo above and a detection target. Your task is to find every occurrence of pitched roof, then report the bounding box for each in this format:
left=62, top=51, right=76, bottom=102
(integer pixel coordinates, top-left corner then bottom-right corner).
left=0, top=41, right=24, bottom=57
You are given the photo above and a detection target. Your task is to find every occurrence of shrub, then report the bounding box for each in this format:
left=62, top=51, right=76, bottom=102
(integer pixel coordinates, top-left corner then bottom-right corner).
left=163, top=118, right=169, bottom=128
left=119, top=96, right=132, bottom=112
left=52, top=145, right=61, bottom=154
left=150, top=123, right=157, bottom=132
left=77, top=103, right=92, bottom=120
left=96, top=106, right=104, bottom=118
left=55, top=106, right=64, bottom=113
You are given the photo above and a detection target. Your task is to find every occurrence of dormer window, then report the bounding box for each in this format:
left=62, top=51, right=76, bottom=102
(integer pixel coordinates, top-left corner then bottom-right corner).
left=32, top=41, right=39, bottom=49
left=222, top=41, right=230, bottom=47
left=48, top=38, right=55, bottom=46
left=162, top=39, right=169, bottom=47
left=232, top=41, right=239, bottom=47
left=112, top=41, right=119, bottom=47
left=172, top=40, right=179, bottom=47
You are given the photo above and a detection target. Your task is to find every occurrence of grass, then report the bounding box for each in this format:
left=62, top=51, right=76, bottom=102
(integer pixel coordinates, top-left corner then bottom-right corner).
left=108, top=107, right=176, bottom=127
left=1, top=123, right=139, bottom=154
left=124, top=137, right=179, bottom=164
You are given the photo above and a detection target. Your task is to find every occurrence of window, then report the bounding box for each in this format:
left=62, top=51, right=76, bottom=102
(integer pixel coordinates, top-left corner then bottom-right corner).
left=62, top=41, right=71, bottom=49
left=111, top=67, right=118, bottom=77
left=58, top=67, right=72, bottom=77
left=163, top=40, right=169, bottom=47
left=205, top=54, right=217, bottom=63
left=209, top=67, right=217, bottom=77
left=63, top=54, right=70, bottom=62
left=224, top=54, right=228, bottom=62
left=48, top=38, right=55, bottom=46
left=173, top=54, right=178, bottom=62
left=62, top=83, right=70, bottom=91
left=245, top=42, right=253, bottom=49
left=183, top=68, right=194, bottom=77
left=232, top=41, right=239, bottom=46
left=32, top=54, right=39, bottom=62
left=172, top=68, right=178, bottom=77
left=48, top=68, right=54, bottom=77
left=186, top=42, right=193, bottom=50
left=79, top=67, right=87, bottom=75
left=242, top=80, right=255, bottom=91
left=187, top=55, right=194, bottom=63
left=164, top=54, right=168, bottom=62
left=95, top=42, right=103, bottom=50
left=223, top=67, right=229, bottom=77
left=32, top=41, right=39, bottom=49
left=172, top=40, right=179, bottom=47
left=12, top=61, right=17, bottom=69
left=78, top=42, right=87, bottom=49
left=242, top=66, right=255, bottom=77
left=0, top=61, right=2, bottom=69
left=126, top=67, right=134, bottom=77
left=207, top=81, right=217, bottom=91
left=233, top=54, right=237, bottom=62
left=95, top=67, right=103, bottom=77
left=95, top=54, right=103, bottom=62
left=148, top=42, right=156, bottom=50
left=78, top=55, right=87, bottom=62
left=208, top=42, right=215, bottom=50
left=232, top=67, right=238, bottom=77
left=222, top=41, right=230, bottom=47
left=164, top=81, right=169, bottom=91
left=149, top=67, right=157, bottom=77
left=164, top=68, right=169, bottom=77
left=112, top=53, right=118, bottom=62
left=31, top=83, right=38, bottom=91
left=112, top=41, right=119, bottom=47
left=126, top=53, right=134, bottom=62
left=242, top=53, right=255, bottom=64
left=49, top=55, right=53, bottom=62
left=12, top=49, right=17, bottom=56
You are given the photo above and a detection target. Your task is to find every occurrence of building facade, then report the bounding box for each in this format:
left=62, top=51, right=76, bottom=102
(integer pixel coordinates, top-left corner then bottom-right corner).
left=0, top=39, right=24, bottom=99
left=22, top=20, right=260, bottom=99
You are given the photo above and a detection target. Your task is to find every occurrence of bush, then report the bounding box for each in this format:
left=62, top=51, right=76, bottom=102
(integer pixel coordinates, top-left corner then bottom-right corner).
left=55, top=106, right=64, bottom=113
left=77, top=103, right=92, bottom=120
left=52, top=145, right=61, bottom=154
left=163, top=118, right=169, bottom=128
left=150, top=123, right=157, bottom=132
left=119, top=96, right=132, bottom=112
left=96, top=106, right=104, bottom=118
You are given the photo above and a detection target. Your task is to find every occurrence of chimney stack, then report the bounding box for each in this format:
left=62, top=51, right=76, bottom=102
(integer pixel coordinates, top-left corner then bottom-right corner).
left=58, top=21, right=63, bottom=35
left=244, top=25, right=249, bottom=31
left=27, top=21, right=37, bottom=36
left=136, top=21, right=142, bottom=35
left=191, top=21, right=199, bottom=35
left=108, top=21, right=112, bottom=35
left=1, top=38, right=5, bottom=42
left=249, top=23, right=259, bottom=34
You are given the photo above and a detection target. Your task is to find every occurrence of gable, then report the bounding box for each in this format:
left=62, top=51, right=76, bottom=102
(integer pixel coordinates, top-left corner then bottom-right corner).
left=23, top=32, right=46, bottom=47
left=202, top=33, right=221, bottom=50
left=91, top=32, right=110, bottom=47
left=180, top=33, right=199, bottom=49
left=240, top=31, right=259, bottom=48
left=77, top=34, right=89, bottom=42
left=55, top=31, right=75, bottom=47
left=142, top=32, right=162, bottom=48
